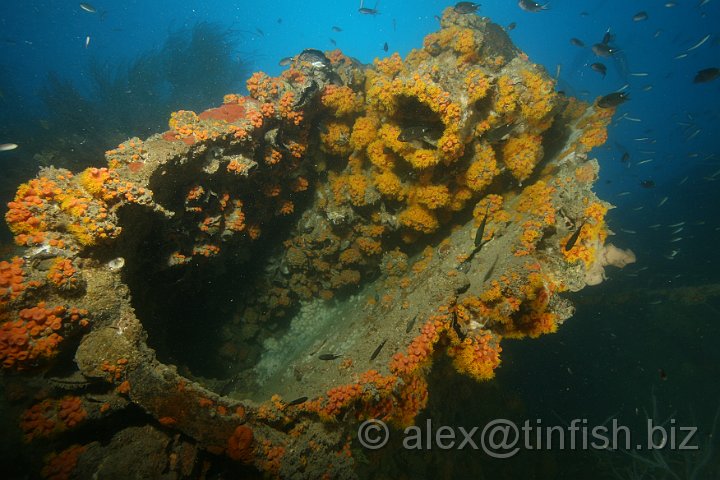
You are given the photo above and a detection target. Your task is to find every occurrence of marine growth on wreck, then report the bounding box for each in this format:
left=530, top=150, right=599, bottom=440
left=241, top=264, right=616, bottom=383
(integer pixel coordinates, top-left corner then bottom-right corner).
left=1, top=8, right=635, bottom=479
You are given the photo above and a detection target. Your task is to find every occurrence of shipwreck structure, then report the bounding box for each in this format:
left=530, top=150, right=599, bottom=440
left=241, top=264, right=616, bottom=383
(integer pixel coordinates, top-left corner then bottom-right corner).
left=1, top=8, right=634, bottom=479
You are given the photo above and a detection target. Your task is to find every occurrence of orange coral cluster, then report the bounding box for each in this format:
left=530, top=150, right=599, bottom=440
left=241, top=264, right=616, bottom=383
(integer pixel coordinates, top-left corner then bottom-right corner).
left=5, top=166, right=153, bottom=248
left=502, top=133, right=543, bottom=182
left=321, top=85, right=364, bottom=117
left=226, top=425, right=254, bottom=463
left=20, top=396, right=87, bottom=442
left=0, top=257, right=36, bottom=304
left=561, top=201, right=609, bottom=267
left=105, top=137, right=147, bottom=172
left=576, top=101, right=614, bottom=152
left=0, top=303, right=89, bottom=370
left=46, top=258, right=80, bottom=290
left=448, top=330, right=502, bottom=381
left=41, top=444, right=86, bottom=480
left=390, top=316, right=446, bottom=376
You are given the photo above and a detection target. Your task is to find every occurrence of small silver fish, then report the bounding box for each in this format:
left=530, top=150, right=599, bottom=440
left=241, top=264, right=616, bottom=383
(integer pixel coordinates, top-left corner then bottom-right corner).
left=79, top=3, right=96, bottom=13
left=686, top=34, right=710, bottom=52
left=0, top=143, right=18, bottom=151
left=657, top=197, right=669, bottom=207
left=632, top=11, right=648, bottom=21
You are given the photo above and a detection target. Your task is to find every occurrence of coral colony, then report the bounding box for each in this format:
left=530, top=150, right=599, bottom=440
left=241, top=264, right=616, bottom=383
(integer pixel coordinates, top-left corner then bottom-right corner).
left=1, top=9, right=634, bottom=479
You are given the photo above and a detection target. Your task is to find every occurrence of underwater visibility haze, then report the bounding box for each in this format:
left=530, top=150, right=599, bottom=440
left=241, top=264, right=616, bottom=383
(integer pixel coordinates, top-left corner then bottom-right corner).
left=0, top=1, right=719, bottom=479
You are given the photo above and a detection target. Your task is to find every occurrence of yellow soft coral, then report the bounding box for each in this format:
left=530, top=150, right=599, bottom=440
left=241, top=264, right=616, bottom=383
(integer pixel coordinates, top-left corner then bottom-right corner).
left=437, top=130, right=464, bottom=161
left=374, top=53, right=403, bottom=77
left=519, top=69, right=557, bottom=126
left=373, top=171, right=405, bottom=200
left=405, top=149, right=440, bottom=169
left=465, top=142, right=499, bottom=192
left=515, top=181, right=556, bottom=225
left=448, top=331, right=502, bottom=381
left=366, top=140, right=396, bottom=170
left=350, top=116, right=378, bottom=150
left=321, top=85, right=364, bottom=117
left=320, top=122, right=352, bottom=156
left=494, top=75, right=518, bottom=114
left=398, top=204, right=439, bottom=234
left=410, top=184, right=450, bottom=210
left=464, top=69, right=492, bottom=103
left=502, top=133, right=543, bottom=182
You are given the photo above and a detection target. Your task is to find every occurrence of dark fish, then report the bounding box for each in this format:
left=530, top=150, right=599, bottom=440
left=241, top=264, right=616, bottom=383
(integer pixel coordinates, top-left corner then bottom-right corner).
left=330, top=38, right=337, bottom=46
left=601, top=29, right=614, bottom=45
left=278, top=57, right=293, bottom=66
left=383, top=42, right=388, bottom=52
left=693, top=67, right=720, bottom=83
left=370, top=339, right=387, bottom=361
left=518, top=0, right=549, bottom=12
left=298, top=49, right=331, bottom=68
left=277, top=18, right=283, bottom=24
left=658, top=368, right=667, bottom=381
left=287, top=396, right=308, bottom=406
left=621, top=152, right=630, bottom=163
left=256, top=27, right=265, bottom=36
left=319, top=353, right=341, bottom=360
left=399, top=125, right=432, bottom=142
left=640, top=179, right=655, bottom=188
left=406, top=314, right=417, bottom=333
left=451, top=312, right=466, bottom=340
left=359, top=7, right=379, bottom=15
left=506, top=22, right=517, bottom=31
left=482, top=255, right=499, bottom=282
left=564, top=222, right=585, bottom=251
left=597, top=92, right=629, bottom=108
left=484, top=122, right=516, bottom=143
left=592, top=42, right=620, bottom=57
left=454, top=2, right=480, bottom=14
left=632, top=11, right=648, bottom=22
left=570, top=38, right=585, bottom=47
left=331, top=26, right=342, bottom=32
left=79, top=3, right=96, bottom=13
left=474, top=205, right=490, bottom=248
left=591, top=62, right=607, bottom=78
